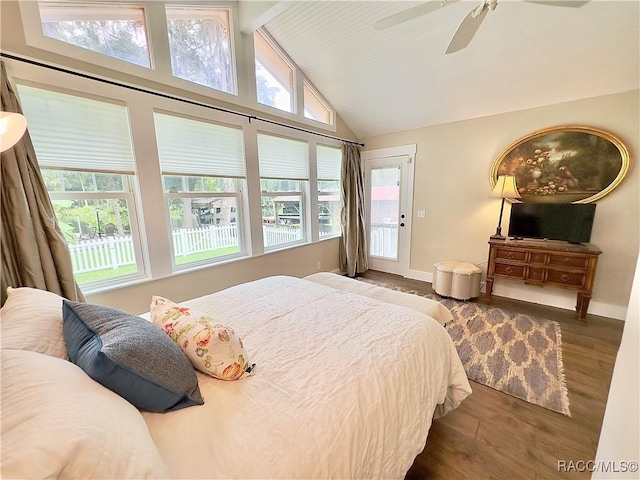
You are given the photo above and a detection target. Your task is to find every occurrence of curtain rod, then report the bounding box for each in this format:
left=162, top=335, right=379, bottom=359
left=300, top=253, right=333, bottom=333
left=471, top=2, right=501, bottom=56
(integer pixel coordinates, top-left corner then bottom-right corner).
left=1, top=52, right=365, bottom=147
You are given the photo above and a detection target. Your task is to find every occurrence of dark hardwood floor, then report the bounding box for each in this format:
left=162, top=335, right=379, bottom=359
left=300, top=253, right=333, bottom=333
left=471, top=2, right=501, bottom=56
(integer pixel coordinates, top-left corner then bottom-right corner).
left=358, top=270, right=625, bottom=480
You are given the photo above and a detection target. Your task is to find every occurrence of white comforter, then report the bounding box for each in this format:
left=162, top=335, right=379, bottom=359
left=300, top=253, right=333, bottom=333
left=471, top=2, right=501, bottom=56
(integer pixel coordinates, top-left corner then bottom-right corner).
left=142, top=275, right=471, bottom=479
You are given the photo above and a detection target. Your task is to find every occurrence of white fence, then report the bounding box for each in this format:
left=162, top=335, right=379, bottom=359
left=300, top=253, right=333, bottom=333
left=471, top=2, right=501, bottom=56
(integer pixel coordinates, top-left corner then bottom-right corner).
left=69, top=236, right=136, bottom=274
left=370, top=222, right=398, bottom=258
left=68, top=224, right=307, bottom=274
left=173, top=225, right=238, bottom=257
left=263, top=225, right=302, bottom=247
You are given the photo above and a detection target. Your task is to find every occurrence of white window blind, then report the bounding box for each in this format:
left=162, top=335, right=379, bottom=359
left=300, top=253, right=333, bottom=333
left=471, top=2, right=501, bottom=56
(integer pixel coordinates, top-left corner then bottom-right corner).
left=154, top=112, right=246, bottom=177
left=317, top=145, right=342, bottom=181
left=17, top=85, right=136, bottom=174
left=258, top=133, right=308, bottom=180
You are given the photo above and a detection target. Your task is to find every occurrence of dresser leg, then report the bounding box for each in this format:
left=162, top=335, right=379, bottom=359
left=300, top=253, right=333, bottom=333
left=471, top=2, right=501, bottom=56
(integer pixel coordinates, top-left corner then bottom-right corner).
left=577, top=292, right=590, bottom=321
left=485, top=278, right=494, bottom=302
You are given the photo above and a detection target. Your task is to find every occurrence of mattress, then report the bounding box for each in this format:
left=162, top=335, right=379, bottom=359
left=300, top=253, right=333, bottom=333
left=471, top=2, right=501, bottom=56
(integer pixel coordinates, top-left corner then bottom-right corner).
left=141, top=275, right=471, bottom=479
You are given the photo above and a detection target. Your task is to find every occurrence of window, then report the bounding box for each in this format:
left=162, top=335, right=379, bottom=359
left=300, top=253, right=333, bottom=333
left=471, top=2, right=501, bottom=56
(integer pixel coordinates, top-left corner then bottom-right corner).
left=304, top=81, right=332, bottom=125
left=317, top=145, right=342, bottom=238
left=154, top=112, right=246, bottom=268
left=257, top=133, right=308, bottom=249
left=254, top=29, right=294, bottom=113
left=38, top=3, right=151, bottom=68
left=17, top=84, right=145, bottom=289
left=165, top=6, right=235, bottom=94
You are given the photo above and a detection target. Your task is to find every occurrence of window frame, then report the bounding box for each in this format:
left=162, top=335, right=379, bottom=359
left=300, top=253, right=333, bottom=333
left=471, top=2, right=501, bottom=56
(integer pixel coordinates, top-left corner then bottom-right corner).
left=18, top=1, right=337, bottom=132
left=38, top=2, right=153, bottom=69
left=259, top=181, right=307, bottom=250
left=19, top=1, right=243, bottom=104
left=253, top=27, right=297, bottom=115
left=316, top=144, right=342, bottom=239
left=164, top=4, right=238, bottom=95
left=303, top=80, right=333, bottom=126
left=163, top=179, right=247, bottom=270
left=43, top=171, right=148, bottom=291
left=5, top=43, right=344, bottom=295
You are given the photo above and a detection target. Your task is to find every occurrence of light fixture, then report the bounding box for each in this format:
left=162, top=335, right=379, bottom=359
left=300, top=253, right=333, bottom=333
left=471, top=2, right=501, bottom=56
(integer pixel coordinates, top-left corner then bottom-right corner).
left=490, top=175, right=521, bottom=240
left=0, top=112, right=27, bottom=153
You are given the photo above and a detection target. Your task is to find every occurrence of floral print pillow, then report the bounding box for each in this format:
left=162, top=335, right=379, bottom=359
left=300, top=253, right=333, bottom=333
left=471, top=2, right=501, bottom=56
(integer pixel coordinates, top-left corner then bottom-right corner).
left=149, top=296, right=254, bottom=381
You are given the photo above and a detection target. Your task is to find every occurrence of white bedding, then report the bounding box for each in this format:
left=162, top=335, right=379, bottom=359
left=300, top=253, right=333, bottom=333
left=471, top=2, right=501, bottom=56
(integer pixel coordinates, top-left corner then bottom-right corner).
left=141, top=275, right=471, bottom=479
left=303, top=272, right=454, bottom=325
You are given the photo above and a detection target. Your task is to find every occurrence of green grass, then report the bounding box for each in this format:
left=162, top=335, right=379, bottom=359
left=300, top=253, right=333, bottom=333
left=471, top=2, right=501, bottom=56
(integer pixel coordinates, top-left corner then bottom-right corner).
left=174, top=246, right=240, bottom=265
left=75, top=246, right=241, bottom=285
left=75, top=264, right=139, bottom=285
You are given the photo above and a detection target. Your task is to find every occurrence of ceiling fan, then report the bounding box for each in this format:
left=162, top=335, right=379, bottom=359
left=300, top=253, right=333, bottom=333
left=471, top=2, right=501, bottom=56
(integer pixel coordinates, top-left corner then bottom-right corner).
left=374, top=0, right=590, bottom=54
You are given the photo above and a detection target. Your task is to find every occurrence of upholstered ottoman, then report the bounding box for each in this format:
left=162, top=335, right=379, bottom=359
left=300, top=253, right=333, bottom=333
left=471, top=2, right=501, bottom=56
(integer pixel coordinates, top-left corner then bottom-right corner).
left=433, top=261, right=482, bottom=300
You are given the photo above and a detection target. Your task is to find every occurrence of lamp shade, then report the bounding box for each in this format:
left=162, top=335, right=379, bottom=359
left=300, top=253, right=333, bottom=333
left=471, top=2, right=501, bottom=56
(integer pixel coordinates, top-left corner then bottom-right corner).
left=0, top=112, right=28, bottom=152
left=491, top=175, right=521, bottom=199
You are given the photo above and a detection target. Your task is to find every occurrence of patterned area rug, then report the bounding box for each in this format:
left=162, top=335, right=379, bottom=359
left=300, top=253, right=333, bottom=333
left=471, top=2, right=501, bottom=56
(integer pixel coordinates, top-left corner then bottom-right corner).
left=357, top=278, right=571, bottom=416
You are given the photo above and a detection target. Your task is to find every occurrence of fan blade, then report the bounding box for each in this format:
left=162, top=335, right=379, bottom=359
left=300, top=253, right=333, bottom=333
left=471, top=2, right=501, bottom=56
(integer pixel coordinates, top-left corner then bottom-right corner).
left=374, top=0, right=459, bottom=30
left=445, top=6, right=489, bottom=54
left=524, top=1, right=590, bottom=7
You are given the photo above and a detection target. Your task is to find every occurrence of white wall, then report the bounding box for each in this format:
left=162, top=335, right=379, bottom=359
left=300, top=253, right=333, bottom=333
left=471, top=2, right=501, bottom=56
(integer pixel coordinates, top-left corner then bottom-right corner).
left=363, top=90, right=640, bottom=320
left=593, top=249, right=640, bottom=479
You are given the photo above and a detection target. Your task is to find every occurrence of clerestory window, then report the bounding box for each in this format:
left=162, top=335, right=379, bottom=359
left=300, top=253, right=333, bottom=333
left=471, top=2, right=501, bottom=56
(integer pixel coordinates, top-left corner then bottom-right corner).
left=165, top=6, right=236, bottom=94
left=254, top=29, right=295, bottom=114
left=38, top=2, right=151, bottom=68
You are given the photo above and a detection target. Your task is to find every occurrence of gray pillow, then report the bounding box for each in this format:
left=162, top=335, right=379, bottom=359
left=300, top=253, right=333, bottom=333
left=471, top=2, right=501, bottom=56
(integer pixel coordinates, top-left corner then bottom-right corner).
left=62, top=300, right=204, bottom=413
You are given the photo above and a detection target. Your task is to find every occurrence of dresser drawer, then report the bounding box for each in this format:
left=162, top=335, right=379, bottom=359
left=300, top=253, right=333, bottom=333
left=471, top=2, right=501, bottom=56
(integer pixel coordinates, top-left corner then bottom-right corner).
left=495, top=249, right=527, bottom=262
left=548, top=254, right=588, bottom=270
left=529, top=252, right=547, bottom=264
left=526, top=267, right=545, bottom=282
left=495, top=263, right=526, bottom=279
left=546, top=269, right=586, bottom=288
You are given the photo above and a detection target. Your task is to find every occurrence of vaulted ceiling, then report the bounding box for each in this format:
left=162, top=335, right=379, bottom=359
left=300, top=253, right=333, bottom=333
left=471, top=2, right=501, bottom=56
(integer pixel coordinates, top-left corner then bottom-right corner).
left=241, top=0, right=640, bottom=140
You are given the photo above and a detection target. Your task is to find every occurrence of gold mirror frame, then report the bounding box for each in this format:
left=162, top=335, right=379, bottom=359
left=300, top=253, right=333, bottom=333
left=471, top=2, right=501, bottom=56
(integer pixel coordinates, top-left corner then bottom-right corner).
left=490, top=125, right=631, bottom=203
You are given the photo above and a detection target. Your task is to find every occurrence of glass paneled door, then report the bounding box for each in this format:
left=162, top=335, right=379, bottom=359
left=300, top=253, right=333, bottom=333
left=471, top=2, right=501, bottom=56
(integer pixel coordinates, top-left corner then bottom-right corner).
left=364, top=151, right=413, bottom=276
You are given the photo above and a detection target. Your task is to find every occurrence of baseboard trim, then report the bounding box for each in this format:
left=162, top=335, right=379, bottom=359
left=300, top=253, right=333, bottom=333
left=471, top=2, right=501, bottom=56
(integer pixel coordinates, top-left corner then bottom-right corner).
left=405, top=269, right=627, bottom=321
left=406, top=269, right=433, bottom=283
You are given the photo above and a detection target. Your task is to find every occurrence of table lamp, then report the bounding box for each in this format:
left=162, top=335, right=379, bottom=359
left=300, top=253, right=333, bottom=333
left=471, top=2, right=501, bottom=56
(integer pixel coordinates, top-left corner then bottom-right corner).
left=0, top=112, right=27, bottom=152
left=490, top=175, right=521, bottom=240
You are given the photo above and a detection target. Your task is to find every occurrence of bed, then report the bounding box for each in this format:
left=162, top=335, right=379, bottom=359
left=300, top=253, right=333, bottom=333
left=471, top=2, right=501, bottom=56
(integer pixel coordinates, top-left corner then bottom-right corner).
left=1, top=274, right=471, bottom=479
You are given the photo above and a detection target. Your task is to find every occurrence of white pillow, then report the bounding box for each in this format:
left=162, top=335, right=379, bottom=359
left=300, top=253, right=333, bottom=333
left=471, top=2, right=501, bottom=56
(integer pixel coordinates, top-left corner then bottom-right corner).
left=1, top=349, right=169, bottom=479
left=150, top=296, right=254, bottom=381
left=0, top=287, right=67, bottom=358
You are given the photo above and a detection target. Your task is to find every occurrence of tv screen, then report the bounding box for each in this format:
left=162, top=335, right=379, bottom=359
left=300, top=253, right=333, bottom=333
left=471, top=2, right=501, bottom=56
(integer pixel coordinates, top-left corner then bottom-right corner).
left=508, top=203, right=596, bottom=244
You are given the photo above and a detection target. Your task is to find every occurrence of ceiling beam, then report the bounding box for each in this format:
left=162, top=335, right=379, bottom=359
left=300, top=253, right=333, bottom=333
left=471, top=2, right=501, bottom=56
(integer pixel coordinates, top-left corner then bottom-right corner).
left=238, top=1, right=295, bottom=34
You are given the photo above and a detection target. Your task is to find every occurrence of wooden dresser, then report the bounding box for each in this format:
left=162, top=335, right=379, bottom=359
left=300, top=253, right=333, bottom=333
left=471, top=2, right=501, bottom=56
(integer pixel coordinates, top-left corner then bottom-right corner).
left=486, top=238, right=602, bottom=320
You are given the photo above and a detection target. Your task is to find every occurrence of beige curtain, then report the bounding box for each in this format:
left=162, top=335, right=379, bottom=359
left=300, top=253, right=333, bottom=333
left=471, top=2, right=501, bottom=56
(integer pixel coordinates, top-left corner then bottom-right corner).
left=339, top=143, right=368, bottom=277
left=1, top=62, right=84, bottom=305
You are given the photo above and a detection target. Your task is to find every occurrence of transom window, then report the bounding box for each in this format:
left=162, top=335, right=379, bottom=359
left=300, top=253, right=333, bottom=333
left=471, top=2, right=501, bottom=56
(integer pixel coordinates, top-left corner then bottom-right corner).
left=166, top=6, right=235, bottom=94
left=27, top=2, right=336, bottom=130
left=38, top=2, right=151, bottom=68
left=254, top=29, right=295, bottom=113
left=304, top=81, right=332, bottom=125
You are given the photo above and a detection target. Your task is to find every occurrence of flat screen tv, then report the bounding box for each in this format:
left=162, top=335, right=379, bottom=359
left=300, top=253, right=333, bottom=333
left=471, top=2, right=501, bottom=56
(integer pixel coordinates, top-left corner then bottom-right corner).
left=508, top=203, right=596, bottom=244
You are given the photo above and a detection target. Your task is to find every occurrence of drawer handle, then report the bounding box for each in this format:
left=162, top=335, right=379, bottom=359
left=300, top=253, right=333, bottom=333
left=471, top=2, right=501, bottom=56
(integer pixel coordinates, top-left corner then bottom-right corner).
left=563, top=258, right=571, bottom=264
left=561, top=274, right=570, bottom=282
left=507, top=253, right=514, bottom=259
left=505, top=267, right=513, bottom=273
